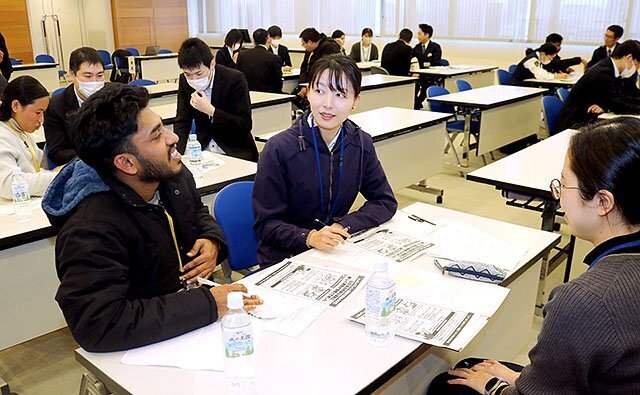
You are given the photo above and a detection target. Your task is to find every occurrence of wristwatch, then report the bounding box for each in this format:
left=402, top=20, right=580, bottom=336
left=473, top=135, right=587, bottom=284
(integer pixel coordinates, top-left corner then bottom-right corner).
left=485, top=377, right=509, bottom=395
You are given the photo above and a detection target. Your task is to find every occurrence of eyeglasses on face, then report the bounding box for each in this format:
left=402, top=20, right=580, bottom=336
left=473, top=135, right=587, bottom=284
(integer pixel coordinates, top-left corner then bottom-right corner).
left=549, top=178, right=580, bottom=200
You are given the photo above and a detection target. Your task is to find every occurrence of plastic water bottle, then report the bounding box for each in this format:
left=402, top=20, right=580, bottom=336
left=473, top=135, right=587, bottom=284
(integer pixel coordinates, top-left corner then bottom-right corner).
left=365, top=260, right=396, bottom=346
left=11, top=167, right=32, bottom=223
left=222, top=292, right=255, bottom=391
left=186, top=133, right=202, bottom=177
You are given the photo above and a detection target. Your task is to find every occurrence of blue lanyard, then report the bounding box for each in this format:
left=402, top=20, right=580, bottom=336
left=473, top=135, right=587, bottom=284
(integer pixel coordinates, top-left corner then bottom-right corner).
left=589, top=239, right=640, bottom=269
left=310, top=119, right=344, bottom=223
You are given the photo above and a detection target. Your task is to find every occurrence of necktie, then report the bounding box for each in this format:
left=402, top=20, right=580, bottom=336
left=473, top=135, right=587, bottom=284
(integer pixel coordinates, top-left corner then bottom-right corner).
left=422, top=44, right=426, bottom=54
left=608, top=48, right=612, bottom=57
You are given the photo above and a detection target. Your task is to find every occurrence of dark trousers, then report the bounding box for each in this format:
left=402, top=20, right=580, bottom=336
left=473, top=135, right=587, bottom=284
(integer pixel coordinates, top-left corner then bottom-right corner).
left=414, top=75, right=439, bottom=110
left=426, top=357, right=524, bottom=395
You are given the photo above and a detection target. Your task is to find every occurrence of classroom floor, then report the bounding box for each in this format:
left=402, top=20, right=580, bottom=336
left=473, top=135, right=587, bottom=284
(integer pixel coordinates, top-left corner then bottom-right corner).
left=0, top=149, right=591, bottom=395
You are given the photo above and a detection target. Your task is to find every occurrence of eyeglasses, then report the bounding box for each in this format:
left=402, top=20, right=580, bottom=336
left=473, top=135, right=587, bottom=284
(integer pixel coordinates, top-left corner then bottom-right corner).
left=549, top=178, right=580, bottom=200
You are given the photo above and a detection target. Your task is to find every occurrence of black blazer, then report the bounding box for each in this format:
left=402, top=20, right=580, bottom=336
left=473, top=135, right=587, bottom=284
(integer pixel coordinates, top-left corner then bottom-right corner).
left=557, top=58, right=640, bottom=131
left=412, top=41, right=442, bottom=68
left=271, top=44, right=292, bottom=67
left=544, top=55, right=581, bottom=73
left=509, top=51, right=540, bottom=85
left=215, top=46, right=236, bottom=69
left=44, top=84, right=81, bottom=165
left=349, top=42, right=379, bottom=62
left=174, top=65, right=258, bottom=162
left=0, top=32, right=12, bottom=80
left=381, top=40, right=412, bottom=76
left=587, top=43, right=618, bottom=70
left=299, top=34, right=341, bottom=83
left=236, top=46, right=283, bottom=93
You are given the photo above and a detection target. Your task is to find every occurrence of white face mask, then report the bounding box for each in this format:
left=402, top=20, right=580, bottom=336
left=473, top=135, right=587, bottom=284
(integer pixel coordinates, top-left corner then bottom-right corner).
left=77, top=80, right=104, bottom=98
left=539, top=55, right=552, bottom=65
left=271, top=39, right=280, bottom=47
left=232, top=43, right=241, bottom=51
left=187, top=69, right=212, bottom=91
left=362, top=37, right=372, bottom=45
left=621, top=59, right=637, bottom=79
left=335, top=38, right=344, bottom=46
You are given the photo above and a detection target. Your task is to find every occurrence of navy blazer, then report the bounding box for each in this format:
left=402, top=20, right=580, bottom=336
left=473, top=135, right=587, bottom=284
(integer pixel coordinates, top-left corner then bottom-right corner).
left=412, top=41, right=442, bottom=68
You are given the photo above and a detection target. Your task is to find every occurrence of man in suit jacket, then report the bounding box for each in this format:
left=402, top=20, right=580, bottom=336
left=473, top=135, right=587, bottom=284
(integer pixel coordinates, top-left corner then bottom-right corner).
left=587, top=25, right=623, bottom=70
left=267, top=25, right=292, bottom=67
left=176, top=38, right=258, bottom=162
left=44, top=47, right=106, bottom=165
left=237, top=29, right=283, bottom=93
left=296, top=27, right=341, bottom=105
left=381, top=29, right=413, bottom=77
left=412, top=23, right=442, bottom=109
left=0, top=31, right=12, bottom=80
left=541, top=33, right=586, bottom=73
left=557, top=40, right=640, bottom=132
left=349, top=27, right=379, bottom=63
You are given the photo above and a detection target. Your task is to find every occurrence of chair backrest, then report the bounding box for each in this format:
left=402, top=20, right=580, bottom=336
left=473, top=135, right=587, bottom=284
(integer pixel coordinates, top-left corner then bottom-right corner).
left=9, top=58, right=22, bottom=65
left=43, top=144, right=57, bottom=170
left=427, top=85, right=454, bottom=113
left=128, top=79, right=156, bottom=86
left=542, top=96, right=564, bottom=136
left=508, top=64, right=517, bottom=74
left=370, top=65, right=389, bottom=75
left=158, top=49, right=172, bottom=54
left=455, top=79, right=472, bottom=92
left=97, top=49, right=112, bottom=66
left=439, top=58, right=450, bottom=66
left=557, top=87, right=570, bottom=102
left=51, top=87, right=66, bottom=97
left=126, top=47, right=140, bottom=56
left=213, top=181, right=259, bottom=271
left=497, top=69, right=511, bottom=85
left=35, top=54, right=55, bottom=63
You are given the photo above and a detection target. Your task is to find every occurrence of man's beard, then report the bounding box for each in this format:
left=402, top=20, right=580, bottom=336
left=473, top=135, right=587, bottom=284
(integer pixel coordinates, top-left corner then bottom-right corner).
left=136, top=155, right=180, bottom=182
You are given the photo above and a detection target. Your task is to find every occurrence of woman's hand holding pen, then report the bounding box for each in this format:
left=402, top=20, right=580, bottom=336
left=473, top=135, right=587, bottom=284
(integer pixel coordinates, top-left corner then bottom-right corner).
left=308, top=224, right=351, bottom=250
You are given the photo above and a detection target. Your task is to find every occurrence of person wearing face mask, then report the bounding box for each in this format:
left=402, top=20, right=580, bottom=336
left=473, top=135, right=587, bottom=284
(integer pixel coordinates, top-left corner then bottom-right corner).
left=509, top=42, right=567, bottom=86
left=0, top=76, right=60, bottom=199
left=215, top=29, right=243, bottom=69
left=253, top=54, right=398, bottom=267
left=557, top=40, right=640, bottom=132
left=349, top=27, right=379, bottom=63
left=175, top=38, right=257, bottom=162
left=331, top=30, right=347, bottom=56
left=267, top=25, right=292, bottom=67
left=44, top=47, right=105, bottom=165
left=587, top=25, right=624, bottom=70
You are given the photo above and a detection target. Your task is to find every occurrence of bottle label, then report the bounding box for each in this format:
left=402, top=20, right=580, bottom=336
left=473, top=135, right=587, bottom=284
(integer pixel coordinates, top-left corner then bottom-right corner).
left=366, top=285, right=396, bottom=317
left=12, top=185, right=30, bottom=202
left=223, top=329, right=254, bottom=358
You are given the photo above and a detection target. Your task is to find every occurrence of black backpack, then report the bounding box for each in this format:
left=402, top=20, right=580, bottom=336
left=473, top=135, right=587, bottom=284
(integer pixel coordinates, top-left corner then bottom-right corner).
left=110, top=49, right=134, bottom=84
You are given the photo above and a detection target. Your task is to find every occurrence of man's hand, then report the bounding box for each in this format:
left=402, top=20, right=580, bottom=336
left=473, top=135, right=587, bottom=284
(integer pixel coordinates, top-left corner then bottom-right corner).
left=447, top=368, right=494, bottom=394
left=233, top=52, right=239, bottom=63
left=471, top=360, right=520, bottom=384
left=0, top=49, right=4, bottom=63
left=181, top=238, right=219, bottom=283
left=210, top=283, right=263, bottom=317
left=298, top=86, right=308, bottom=97
left=190, top=91, right=215, bottom=117
left=554, top=72, right=569, bottom=79
left=587, top=104, right=604, bottom=114
left=308, top=225, right=350, bottom=250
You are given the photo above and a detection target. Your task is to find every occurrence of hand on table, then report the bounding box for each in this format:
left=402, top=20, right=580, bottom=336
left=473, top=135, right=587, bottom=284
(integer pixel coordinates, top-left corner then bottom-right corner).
left=471, top=360, right=520, bottom=384
left=447, top=368, right=494, bottom=394
left=308, top=224, right=350, bottom=250
left=210, top=283, right=263, bottom=317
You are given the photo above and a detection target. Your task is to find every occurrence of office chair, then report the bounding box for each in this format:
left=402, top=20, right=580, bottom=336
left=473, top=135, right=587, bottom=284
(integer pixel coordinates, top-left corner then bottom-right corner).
left=508, top=64, right=517, bottom=74
left=35, top=53, right=67, bottom=81
left=9, top=58, right=22, bottom=65
left=542, top=96, right=563, bottom=136
left=51, top=87, right=66, bottom=97
left=97, top=50, right=114, bottom=71
left=370, top=66, right=389, bottom=75
left=125, top=47, right=140, bottom=56
left=158, top=49, right=172, bottom=54
left=497, top=69, right=511, bottom=85
left=455, top=79, right=472, bottom=92
left=213, top=181, right=260, bottom=283
left=557, top=87, right=570, bottom=102
left=439, top=59, right=450, bottom=66
left=128, top=79, right=156, bottom=86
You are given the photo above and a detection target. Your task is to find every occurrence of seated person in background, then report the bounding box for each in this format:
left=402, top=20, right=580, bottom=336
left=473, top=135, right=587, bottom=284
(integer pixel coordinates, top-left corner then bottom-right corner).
left=537, top=33, right=586, bottom=73
left=267, top=25, right=292, bottom=67
left=297, top=27, right=341, bottom=99
left=215, top=28, right=244, bottom=69
left=42, top=83, right=262, bottom=352
left=509, top=42, right=567, bottom=85
left=237, top=28, right=283, bottom=93
left=429, top=117, right=640, bottom=395
left=587, top=24, right=624, bottom=70
left=0, top=74, right=6, bottom=98
left=0, top=31, right=12, bottom=80
left=412, top=23, right=442, bottom=109
left=380, top=28, right=413, bottom=76
left=349, top=27, right=379, bottom=63
left=253, top=54, right=398, bottom=267
left=175, top=38, right=258, bottom=162
left=0, top=76, right=59, bottom=199
left=331, top=29, right=347, bottom=56
left=44, top=47, right=105, bottom=165
left=557, top=40, right=640, bottom=131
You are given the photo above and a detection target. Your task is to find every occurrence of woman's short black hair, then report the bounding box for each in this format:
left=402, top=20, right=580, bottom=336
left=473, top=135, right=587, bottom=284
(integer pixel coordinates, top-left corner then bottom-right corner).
left=224, top=29, right=244, bottom=47
left=362, top=28, right=373, bottom=37
left=178, top=38, right=214, bottom=70
left=570, top=117, right=640, bottom=225
left=309, top=54, right=362, bottom=97
left=538, top=42, right=559, bottom=55
left=71, top=83, right=149, bottom=176
left=331, top=30, right=345, bottom=40
left=0, top=76, right=49, bottom=121
left=268, top=25, right=283, bottom=38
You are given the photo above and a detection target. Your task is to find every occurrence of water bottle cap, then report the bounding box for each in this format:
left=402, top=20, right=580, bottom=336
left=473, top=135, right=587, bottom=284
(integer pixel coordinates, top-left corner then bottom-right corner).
left=373, top=260, right=388, bottom=272
left=227, top=292, right=244, bottom=309
left=12, top=166, right=22, bottom=175
left=189, top=133, right=197, bottom=141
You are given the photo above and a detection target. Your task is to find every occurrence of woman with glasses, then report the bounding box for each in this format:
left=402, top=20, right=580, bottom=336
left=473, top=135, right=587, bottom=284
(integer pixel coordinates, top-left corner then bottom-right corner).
left=428, top=117, right=640, bottom=394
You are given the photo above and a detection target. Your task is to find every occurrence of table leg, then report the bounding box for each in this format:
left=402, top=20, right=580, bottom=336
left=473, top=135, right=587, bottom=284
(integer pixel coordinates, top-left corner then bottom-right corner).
left=536, top=200, right=558, bottom=307
left=462, top=113, right=471, bottom=168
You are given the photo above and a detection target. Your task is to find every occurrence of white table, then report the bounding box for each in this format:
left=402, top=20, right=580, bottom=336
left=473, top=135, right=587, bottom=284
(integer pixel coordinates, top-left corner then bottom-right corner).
left=128, top=53, right=181, bottom=82
left=523, top=73, right=582, bottom=89
left=282, top=68, right=300, bottom=93
left=149, top=91, right=294, bottom=138
left=598, top=113, right=640, bottom=120
left=467, top=129, right=577, bottom=287
left=357, top=75, right=417, bottom=113
left=414, top=65, right=498, bottom=92
left=74, top=202, right=559, bottom=395
left=0, top=154, right=256, bottom=351
left=10, top=63, right=60, bottom=92
left=427, top=85, right=547, bottom=167
left=144, top=82, right=178, bottom=106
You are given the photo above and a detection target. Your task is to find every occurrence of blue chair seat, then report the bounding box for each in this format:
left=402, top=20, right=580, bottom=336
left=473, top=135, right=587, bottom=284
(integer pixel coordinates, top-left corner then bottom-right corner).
left=128, top=79, right=156, bottom=86
left=446, top=119, right=480, bottom=134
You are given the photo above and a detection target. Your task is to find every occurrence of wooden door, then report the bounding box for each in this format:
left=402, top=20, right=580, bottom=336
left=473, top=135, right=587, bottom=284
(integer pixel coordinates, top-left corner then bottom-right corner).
left=0, top=0, right=34, bottom=63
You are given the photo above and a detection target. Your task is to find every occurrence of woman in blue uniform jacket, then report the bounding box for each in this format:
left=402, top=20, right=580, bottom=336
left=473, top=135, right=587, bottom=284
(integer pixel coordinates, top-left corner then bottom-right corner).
left=252, top=54, right=398, bottom=266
